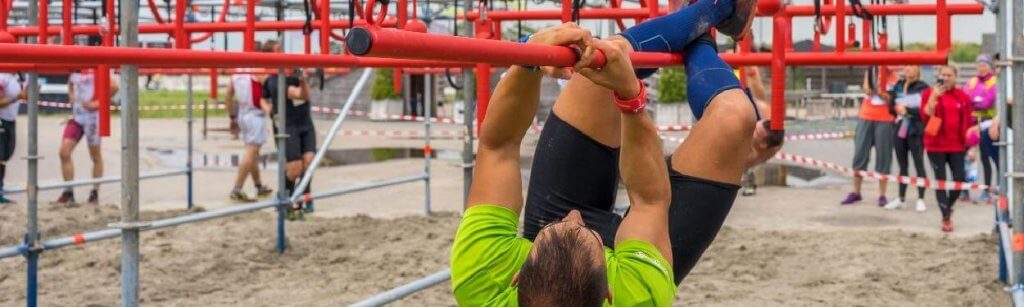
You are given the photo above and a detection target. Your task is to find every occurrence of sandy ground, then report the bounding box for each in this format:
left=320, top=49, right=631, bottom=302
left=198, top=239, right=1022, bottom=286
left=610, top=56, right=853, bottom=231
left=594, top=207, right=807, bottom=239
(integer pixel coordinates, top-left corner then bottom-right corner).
left=0, top=115, right=1013, bottom=306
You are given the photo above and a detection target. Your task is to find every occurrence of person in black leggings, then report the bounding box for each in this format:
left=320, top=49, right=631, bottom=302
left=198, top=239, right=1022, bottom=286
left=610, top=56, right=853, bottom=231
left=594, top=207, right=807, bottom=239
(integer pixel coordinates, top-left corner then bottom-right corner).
left=922, top=65, right=973, bottom=232
left=883, top=66, right=930, bottom=211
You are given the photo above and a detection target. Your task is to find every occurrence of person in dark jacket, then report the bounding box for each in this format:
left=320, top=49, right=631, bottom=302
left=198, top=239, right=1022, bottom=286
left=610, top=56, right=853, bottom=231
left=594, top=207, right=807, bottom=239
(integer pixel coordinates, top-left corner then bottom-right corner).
left=881, top=66, right=931, bottom=212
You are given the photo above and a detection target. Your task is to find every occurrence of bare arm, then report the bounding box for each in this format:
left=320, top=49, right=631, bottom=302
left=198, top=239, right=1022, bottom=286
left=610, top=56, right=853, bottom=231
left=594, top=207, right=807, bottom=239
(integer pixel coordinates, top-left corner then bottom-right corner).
left=286, top=77, right=310, bottom=101
left=224, top=79, right=235, bottom=114
left=466, top=24, right=592, bottom=214
left=578, top=39, right=672, bottom=263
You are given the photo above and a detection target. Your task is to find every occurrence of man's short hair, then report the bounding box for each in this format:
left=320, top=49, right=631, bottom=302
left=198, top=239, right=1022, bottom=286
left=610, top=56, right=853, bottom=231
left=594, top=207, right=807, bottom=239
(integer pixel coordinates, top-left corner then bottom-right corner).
left=517, top=225, right=607, bottom=307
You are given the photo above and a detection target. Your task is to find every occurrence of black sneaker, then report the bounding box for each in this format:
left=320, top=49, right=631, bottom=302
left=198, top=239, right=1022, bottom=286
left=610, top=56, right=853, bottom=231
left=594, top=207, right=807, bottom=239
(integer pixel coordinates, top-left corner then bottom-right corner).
left=53, top=190, right=75, bottom=206
left=87, top=190, right=99, bottom=205
left=0, top=196, right=14, bottom=205
left=256, top=185, right=274, bottom=198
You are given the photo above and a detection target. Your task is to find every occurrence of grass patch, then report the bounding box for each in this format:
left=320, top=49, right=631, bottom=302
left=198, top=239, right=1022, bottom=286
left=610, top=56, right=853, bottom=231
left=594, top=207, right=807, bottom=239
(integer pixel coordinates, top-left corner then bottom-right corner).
left=135, top=89, right=226, bottom=119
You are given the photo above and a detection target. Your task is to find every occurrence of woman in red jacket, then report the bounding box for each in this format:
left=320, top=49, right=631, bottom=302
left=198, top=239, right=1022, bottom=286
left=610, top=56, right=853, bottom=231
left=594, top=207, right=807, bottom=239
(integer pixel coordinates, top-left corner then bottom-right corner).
left=921, top=65, right=974, bottom=232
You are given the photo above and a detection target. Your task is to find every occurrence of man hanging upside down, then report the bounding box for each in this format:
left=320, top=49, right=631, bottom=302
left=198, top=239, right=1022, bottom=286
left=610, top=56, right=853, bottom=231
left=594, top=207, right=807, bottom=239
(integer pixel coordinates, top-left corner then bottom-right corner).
left=452, top=0, right=782, bottom=304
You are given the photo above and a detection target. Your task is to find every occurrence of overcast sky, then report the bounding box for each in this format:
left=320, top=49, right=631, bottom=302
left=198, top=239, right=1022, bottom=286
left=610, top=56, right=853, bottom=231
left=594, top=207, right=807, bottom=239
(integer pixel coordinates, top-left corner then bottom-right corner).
left=180, top=0, right=1000, bottom=52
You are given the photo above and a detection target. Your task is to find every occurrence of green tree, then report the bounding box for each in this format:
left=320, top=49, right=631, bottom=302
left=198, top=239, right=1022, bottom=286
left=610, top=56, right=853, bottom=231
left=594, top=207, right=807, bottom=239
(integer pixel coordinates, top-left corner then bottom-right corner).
left=371, top=69, right=402, bottom=100
left=657, top=68, right=687, bottom=103
left=950, top=42, right=982, bottom=63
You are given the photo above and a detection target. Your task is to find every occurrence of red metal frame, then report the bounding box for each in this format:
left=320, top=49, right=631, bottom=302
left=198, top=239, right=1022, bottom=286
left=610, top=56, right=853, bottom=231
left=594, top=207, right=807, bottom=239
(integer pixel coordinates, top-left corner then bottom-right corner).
left=0, top=0, right=979, bottom=135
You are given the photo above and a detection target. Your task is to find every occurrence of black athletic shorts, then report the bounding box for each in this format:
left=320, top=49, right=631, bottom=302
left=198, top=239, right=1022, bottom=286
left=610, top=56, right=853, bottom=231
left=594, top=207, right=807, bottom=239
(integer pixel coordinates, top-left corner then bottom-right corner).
left=273, top=124, right=317, bottom=162
left=524, top=113, right=740, bottom=285
left=0, top=119, right=14, bottom=161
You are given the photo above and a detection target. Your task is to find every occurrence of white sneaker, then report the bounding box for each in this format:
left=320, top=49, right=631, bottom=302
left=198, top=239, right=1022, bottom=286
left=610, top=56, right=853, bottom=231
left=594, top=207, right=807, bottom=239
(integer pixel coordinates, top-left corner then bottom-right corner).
left=915, top=199, right=927, bottom=212
left=884, top=198, right=905, bottom=210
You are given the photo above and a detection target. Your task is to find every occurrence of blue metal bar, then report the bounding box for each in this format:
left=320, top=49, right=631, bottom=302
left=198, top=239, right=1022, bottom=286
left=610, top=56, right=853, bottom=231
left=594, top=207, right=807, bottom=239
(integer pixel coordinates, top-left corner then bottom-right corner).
left=348, top=268, right=451, bottom=307
left=0, top=174, right=428, bottom=260
left=2, top=169, right=190, bottom=195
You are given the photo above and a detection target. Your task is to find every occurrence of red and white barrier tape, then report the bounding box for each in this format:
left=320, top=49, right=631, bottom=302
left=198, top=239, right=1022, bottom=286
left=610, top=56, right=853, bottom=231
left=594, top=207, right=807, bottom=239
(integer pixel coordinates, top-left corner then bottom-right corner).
left=659, top=133, right=982, bottom=191
left=774, top=152, right=988, bottom=191
left=335, top=129, right=465, bottom=138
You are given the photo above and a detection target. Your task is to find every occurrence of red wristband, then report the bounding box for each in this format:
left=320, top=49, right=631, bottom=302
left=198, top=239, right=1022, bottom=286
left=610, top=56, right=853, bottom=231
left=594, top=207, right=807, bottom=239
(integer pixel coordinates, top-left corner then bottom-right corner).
left=613, top=80, right=647, bottom=114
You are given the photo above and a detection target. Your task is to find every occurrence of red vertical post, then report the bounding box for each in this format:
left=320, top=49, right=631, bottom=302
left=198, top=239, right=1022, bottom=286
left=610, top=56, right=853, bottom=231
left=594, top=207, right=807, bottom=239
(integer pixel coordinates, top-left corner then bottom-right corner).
left=175, top=0, right=188, bottom=48
left=646, top=0, right=657, bottom=18
left=61, top=0, right=73, bottom=44
left=209, top=69, right=219, bottom=100
left=398, top=0, right=408, bottom=28
left=561, top=0, right=571, bottom=23
left=936, top=0, right=949, bottom=51
left=812, top=31, right=821, bottom=52
left=770, top=14, right=787, bottom=131
left=393, top=68, right=402, bottom=93
left=861, top=18, right=871, bottom=50
left=319, top=0, right=330, bottom=54
left=877, top=33, right=888, bottom=91
left=835, top=0, right=845, bottom=53
left=475, top=19, right=492, bottom=136
left=97, top=0, right=115, bottom=137
left=0, top=0, right=8, bottom=31
left=244, top=0, right=255, bottom=51
left=476, top=63, right=490, bottom=135
left=785, top=15, right=793, bottom=52
left=38, top=0, right=48, bottom=44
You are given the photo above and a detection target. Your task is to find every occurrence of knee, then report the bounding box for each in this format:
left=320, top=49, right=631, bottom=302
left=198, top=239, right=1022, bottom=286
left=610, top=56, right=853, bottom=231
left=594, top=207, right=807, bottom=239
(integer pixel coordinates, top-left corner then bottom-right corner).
left=59, top=149, right=72, bottom=162
left=286, top=162, right=303, bottom=179
left=703, top=90, right=757, bottom=138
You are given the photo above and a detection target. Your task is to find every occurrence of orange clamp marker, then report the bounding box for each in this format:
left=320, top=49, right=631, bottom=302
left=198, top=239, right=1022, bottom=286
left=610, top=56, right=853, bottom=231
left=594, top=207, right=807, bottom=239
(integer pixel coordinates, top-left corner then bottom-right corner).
left=1013, top=234, right=1024, bottom=252
left=73, top=233, right=85, bottom=245
left=303, top=193, right=312, bottom=203
left=424, top=145, right=432, bottom=156
left=1000, top=197, right=1009, bottom=211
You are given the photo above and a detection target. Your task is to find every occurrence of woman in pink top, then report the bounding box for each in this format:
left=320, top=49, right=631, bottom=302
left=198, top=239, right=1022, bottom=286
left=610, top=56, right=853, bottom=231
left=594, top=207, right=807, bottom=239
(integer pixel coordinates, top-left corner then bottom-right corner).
left=921, top=66, right=973, bottom=232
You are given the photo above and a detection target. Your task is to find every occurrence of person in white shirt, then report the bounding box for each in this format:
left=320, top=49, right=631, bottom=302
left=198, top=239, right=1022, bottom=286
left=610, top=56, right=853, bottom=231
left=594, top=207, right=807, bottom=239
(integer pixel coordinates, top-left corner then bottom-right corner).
left=225, top=68, right=273, bottom=202
left=0, top=72, right=25, bottom=204
left=54, top=70, right=119, bottom=206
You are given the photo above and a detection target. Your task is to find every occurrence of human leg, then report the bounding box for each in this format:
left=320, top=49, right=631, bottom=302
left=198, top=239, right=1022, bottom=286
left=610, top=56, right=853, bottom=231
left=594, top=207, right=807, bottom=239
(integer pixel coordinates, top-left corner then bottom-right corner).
left=947, top=151, right=967, bottom=209
left=849, top=120, right=875, bottom=199
left=56, top=120, right=84, bottom=204
left=87, top=144, right=102, bottom=205
left=0, top=119, right=14, bottom=203
left=873, top=121, right=894, bottom=204
left=908, top=135, right=928, bottom=200
left=928, top=152, right=951, bottom=219
left=894, top=132, right=910, bottom=201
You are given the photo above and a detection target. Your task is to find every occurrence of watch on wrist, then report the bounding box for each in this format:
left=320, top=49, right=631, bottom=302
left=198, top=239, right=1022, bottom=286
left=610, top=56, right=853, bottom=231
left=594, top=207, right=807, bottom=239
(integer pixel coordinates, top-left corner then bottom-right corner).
left=613, top=80, right=647, bottom=114
left=517, top=34, right=541, bottom=72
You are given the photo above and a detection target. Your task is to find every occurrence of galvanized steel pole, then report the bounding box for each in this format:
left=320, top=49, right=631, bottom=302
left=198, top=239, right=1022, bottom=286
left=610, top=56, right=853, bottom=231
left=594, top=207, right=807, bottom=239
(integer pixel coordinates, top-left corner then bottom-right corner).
left=25, top=0, right=41, bottom=305
left=424, top=74, right=432, bottom=215
left=995, top=0, right=1014, bottom=287
left=1011, top=0, right=1024, bottom=302
left=275, top=0, right=289, bottom=253
left=461, top=0, right=475, bottom=209
left=187, top=75, right=195, bottom=209
left=117, top=0, right=143, bottom=304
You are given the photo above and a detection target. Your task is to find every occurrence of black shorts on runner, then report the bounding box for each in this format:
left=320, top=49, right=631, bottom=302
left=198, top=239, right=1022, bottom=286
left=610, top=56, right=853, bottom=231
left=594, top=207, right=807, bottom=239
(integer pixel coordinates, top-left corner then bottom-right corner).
left=0, top=119, right=15, bottom=161
left=523, top=112, right=622, bottom=245
left=273, top=124, right=317, bottom=162
left=523, top=112, right=740, bottom=286
left=665, top=159, right=739, bottom=284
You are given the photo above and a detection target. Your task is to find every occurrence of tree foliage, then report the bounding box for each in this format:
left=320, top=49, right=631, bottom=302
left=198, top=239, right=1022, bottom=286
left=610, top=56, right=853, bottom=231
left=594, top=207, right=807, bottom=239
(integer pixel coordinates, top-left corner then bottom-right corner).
left=371, top=69, right=402, bottom=100
left=657, top=68, right=687, bottom=103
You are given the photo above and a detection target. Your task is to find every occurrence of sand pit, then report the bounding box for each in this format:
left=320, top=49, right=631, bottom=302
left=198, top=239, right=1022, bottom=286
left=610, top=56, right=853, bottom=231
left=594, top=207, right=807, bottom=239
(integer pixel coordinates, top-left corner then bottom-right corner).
left=0, top=197, right=1010, bottom=306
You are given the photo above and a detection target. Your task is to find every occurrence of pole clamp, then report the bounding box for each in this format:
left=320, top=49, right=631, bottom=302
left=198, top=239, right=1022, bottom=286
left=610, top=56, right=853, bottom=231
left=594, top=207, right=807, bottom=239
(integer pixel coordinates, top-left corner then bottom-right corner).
left=108, top=221, right=153, bottom=230
left=21, top=155, right=43, bottom=161
left=275, top=133, right=290, bottom=139
left=1006, top=172, right=1024, bottom=179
